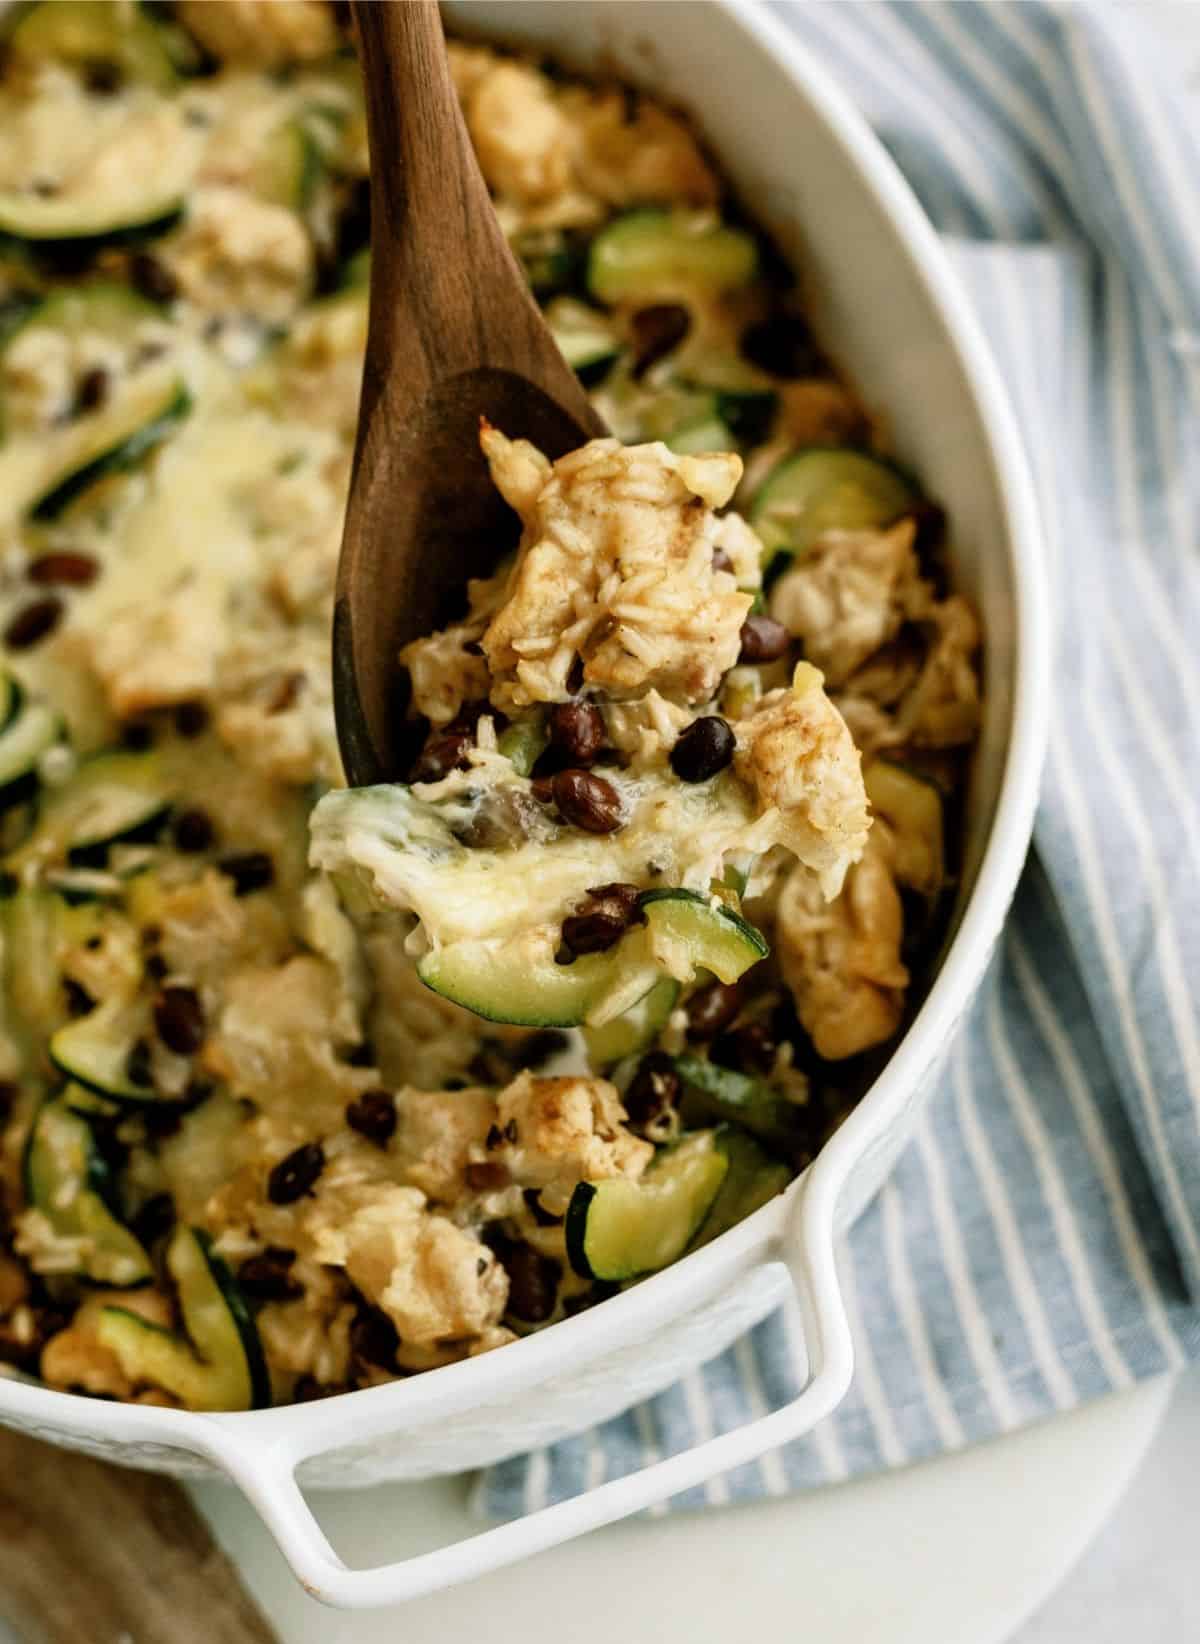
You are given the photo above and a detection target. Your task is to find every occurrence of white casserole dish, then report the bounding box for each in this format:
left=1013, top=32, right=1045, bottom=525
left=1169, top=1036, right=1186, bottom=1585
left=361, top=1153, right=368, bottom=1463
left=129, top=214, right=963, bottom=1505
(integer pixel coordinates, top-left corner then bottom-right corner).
left=0, top=0, right=1050, bottom=1607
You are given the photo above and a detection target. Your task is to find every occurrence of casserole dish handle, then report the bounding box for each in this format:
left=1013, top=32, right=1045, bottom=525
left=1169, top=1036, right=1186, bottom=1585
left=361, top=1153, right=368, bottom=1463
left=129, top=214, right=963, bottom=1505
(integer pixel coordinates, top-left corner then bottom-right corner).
left=199, top=1170, right=853, bottom=1609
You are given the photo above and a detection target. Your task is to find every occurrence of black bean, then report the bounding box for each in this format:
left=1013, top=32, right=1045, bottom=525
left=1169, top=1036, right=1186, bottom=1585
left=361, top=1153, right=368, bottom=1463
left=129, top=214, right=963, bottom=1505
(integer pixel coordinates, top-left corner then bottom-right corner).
left=523, top=1187, right=563, bottom=1227
left=153, top=985, right=205, bottom=1055
left=267, top=1141, right=325, bottom=1204
left=547, top=700, right=607, bottom=766
left=560, top=882, right=642, bottom=957
left=740, top=311, right=823, bottom=379
left=63, top=978, right=94, bottom=1018
left=711, top=1020, right=778, bottom=1074
left=497, top=1240, right=560, bottom=1324
left=125, top=1038, right=154, bottom=1090
left=218, top=851, right=274, bottom=896
left=345, top=1089, right=396, bottom=1148
left=75, top=366, right=110, bottom=414
left=4, top=597, right=62, bottom=651
left=512, top=1029, right=571, bottom=1071
left=173, top=807, right=215, bottom=853
left=409, top=728, right=472, bottom=784
left=686, top=981, right=742, bottom=1040
left=121, top=719, right=154, bottom=751
left=623, top=1051, right=681, bottom=1130
left=130, top=1192, right=175, bottom=1249
left=82, top=57, right=123, bottom=95
left=27, top=550, right=99, bottom=587
left=630, top=304, right=690, bottom=379
left=551, top=768, right=623, bottom=833
left=173, top=699, right=210, bottom=738
left=237, top=1248, right=303, bottom=1303
left=464, top=1160, right=510, bottom=1192
left=669, top=716, right=735, bottom=783
left=350, top=1301, right=399, bottom=1370
left=738, top=615, right=791, bottom=663
left=129, top=252, right=179, bottom=305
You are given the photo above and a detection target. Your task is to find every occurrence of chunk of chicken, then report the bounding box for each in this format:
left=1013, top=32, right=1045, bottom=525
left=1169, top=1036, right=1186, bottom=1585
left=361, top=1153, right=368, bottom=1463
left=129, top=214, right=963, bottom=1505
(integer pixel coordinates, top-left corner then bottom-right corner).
left=308, top=1182, right=508, bottom=1348
left=479, top=428, right=755, bottom=711
left=775, top=832, right=908, bottom=1061
left=462, top=60, right=573, bottom=206
left=394, top=1087, right=498, bottom=1204
left=734, top=663, right=871, bottom=900
left=175, top=1, right=338, bottom=66
left=769, top=520, right=923, bottom=686
left=89, top=578, right=226, bottom=717
left=495, top=1072, right=653, bottom=1202
left=165, top=187, right=313, bottom=324
left=901, top=595, right=982, bottom=748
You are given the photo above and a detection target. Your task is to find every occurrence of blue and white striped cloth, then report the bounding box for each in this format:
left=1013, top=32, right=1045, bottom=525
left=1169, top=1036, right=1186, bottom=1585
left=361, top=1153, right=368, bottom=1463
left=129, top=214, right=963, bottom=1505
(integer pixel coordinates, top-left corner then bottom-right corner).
left=477, top=0, right=1200, bottom=1516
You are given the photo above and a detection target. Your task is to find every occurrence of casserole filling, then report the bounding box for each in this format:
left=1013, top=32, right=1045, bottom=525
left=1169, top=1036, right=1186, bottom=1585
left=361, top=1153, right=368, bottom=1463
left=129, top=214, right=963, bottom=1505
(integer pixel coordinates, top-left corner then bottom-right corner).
left=0, top=3, right=980, bottom=1411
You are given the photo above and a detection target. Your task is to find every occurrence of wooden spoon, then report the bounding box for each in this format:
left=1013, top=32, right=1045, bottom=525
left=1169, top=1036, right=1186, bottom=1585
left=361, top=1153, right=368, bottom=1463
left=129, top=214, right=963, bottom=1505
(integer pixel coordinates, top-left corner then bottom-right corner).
left=334, top=0, right=606, bottom=787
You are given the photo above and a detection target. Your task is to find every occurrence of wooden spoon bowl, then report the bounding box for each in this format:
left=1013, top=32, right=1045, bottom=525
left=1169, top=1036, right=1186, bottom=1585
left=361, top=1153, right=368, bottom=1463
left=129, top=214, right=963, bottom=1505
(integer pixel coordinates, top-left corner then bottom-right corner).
left=335, top=0, right=606, bottom=786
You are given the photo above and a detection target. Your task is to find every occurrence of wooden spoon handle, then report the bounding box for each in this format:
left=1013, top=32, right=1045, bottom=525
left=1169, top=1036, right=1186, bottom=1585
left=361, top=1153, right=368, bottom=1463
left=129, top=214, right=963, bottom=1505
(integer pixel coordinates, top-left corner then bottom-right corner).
left=351, top=0, right=593, bottom=412
left=0, top=1427, right=278, bottom=1644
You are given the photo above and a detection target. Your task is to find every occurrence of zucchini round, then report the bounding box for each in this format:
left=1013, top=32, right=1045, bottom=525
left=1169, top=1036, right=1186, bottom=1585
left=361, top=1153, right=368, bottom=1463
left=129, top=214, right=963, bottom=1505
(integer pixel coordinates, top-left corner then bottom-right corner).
left=583, top=974, right=679, bottom=1068
left=545, top=298, right=622, bottom=386
left=675, top=1053, right=809, bottom=1155
left=7, top=1, right=180, bottom=94
left=640, top=889, right=768, bottom=986
left=30, top=373, right=191, bottom=521
left=418, top=928, right=660, bottom=1030
left=96, top=1225, right=270, bottom=1411
left=565, top=1131, right=728, bottom=1281
left=689, top=1128, right=791, bottom=1250
left=27, top=748, right=175, bottom=866
left=49, top=997, right=159, bottom=1104
left=751, top=447, right=917, bottom=576
left=23, top=1095, right=153, bottom=1287
left=588, top=211, right=758, bottom=307
left=0, top=695, right=64, bottom=811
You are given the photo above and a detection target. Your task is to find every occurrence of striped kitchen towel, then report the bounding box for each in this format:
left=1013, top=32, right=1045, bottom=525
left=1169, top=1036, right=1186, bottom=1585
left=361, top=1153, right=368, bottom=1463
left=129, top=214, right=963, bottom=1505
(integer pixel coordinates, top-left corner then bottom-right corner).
left=477, top=0, right=1200, bottom=1517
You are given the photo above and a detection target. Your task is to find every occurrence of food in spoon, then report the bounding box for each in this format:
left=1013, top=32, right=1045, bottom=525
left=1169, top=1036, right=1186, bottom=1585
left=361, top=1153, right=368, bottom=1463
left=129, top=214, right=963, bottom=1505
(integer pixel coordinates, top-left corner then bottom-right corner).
left=0, top=6, right=980, bottom=1411
left=311, top=426, right=870, bottom=1028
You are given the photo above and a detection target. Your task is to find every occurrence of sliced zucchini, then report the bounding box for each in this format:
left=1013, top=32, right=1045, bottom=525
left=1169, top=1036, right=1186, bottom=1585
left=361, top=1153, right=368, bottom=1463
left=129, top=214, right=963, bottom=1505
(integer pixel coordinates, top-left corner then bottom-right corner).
left=6, top=283, right=163, bottom=354
left=665, top=414, right=735, bottom=456
left=865, top=759, right=945, bottom=899
left=2, top=885, right=64, bottom=1030
left=0, top=696, right=64, bottom=810
left=496, top=715, right=548, bottom=779
left=23, top=1095, right=152, bottom=1287
left=49, top=996, right=158, bottom=1104
left=250, top=119, right=323, bottom=212
left=639, top=889, right=768, bottom=987
left=588, top=211, right=758, bottom=307
left=0, top=190, right=183, bottom=251
left=583, top=975, right=678, bottom=1067
left=0, top=671, right=19, bottom=737
left=689, top=1128, right=791, bottom=1249
left=7, top=1, right=180, bottom=94
left=418, top=926, right=660, bottom=1031
left=96, top=1225, right=270, bottom=1411
left=29, top=373, right=191, bottom=521
left=751, top=448, right=918, bottom=576
left=419, top=892, right=766, bottom=1030
left=675, top=1054, right=810, bottom=1155
left=22, top=748, right=174, bottom=866
left=545, top=298, right=621, bottom=386
left=565, top=1130, right=728, bottom=1281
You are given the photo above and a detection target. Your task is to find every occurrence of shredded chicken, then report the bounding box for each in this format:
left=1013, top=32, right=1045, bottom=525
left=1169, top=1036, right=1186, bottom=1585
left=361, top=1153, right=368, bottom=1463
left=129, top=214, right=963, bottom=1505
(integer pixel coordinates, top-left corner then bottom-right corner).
left=734, top=663, right=871, bottom=900
left=769, top=520, right=923, bottom=685
left=775, top=832, right=908, bottom=1060
left=175, top=0, right=338, bottom=67
left=479, top=428, right=755, bottom=710
left=494, top=1072, right=653, bottom=1203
